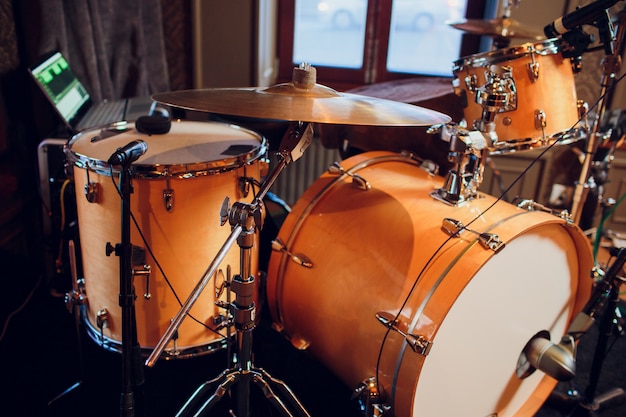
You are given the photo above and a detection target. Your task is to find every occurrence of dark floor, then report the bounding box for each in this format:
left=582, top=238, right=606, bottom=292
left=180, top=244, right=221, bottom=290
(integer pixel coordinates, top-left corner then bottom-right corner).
left=1, top=244, right=626, bottom=417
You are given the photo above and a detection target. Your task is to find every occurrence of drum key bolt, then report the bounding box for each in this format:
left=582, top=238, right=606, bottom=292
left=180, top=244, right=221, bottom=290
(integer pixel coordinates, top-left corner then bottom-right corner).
left=328, top=161, right=371, bottom=190
left=64, top=278, right=86, bottom=313
left=163, top=169, right=174, bottom=211
left=526, top=53, right=540, bottom=82
left=271, top=238, right=313, bottom=268
left=376, top=311, right=432, bottom=356
left=441, top=218, right=505, bottom=253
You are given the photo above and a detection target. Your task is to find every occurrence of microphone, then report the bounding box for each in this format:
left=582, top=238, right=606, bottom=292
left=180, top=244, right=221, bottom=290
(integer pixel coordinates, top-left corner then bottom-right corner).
left=107, top=140, right=148, bottom=165
left=544, top=0, right=619, bottom=38
left=524, top=335, right=577, bottom=381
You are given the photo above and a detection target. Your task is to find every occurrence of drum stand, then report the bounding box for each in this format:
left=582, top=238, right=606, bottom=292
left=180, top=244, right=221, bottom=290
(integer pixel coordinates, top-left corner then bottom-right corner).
left=145, top=121, right=314, bottom=417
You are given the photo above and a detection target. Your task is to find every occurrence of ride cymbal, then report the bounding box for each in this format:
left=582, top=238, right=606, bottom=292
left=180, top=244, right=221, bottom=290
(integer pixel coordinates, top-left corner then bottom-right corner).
left=448, top=17, right=544, bottom=40
left=153, top=64, right=451, bottom=126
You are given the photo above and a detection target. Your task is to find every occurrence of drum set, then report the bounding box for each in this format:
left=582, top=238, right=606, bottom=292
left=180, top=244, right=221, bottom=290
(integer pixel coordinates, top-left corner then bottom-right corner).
left=58, top=2, right=626, bottom=417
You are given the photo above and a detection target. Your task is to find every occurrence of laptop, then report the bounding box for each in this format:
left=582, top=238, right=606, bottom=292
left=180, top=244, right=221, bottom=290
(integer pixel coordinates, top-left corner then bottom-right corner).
left=28, top=50, right=157, bottom=134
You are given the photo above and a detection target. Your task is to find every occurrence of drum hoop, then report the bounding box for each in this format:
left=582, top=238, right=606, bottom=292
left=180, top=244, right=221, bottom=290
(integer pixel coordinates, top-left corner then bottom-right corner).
left=389, top=209, right=531, bottom=404
left=65, top=122, right=267, bottom=178
left=453, top=39, right=562, bottom=71
left=272, top=153, right=424, bottom=329
left=389, top=212, right=579, bottom=411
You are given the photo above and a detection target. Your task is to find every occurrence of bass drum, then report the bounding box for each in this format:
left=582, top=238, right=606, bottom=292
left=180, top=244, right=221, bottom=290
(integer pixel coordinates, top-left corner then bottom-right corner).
left=266, top=151, right=592, bottom=416
left=66, top=120, right=266, bottom=359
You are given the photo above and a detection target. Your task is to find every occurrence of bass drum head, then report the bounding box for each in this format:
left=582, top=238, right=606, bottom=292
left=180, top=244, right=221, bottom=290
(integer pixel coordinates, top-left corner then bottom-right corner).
left=266, top=151, right=592, bottom=416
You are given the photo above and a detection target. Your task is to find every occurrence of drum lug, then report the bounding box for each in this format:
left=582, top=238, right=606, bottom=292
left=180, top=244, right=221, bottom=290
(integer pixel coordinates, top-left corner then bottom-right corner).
left=352, top=377, right=391, bottom=417
left=96, top=308, right=110, bottom=347
left=238, top=176, right=253, bottom=198
left=578, top=100, right=589, bottom=129
left=271, top=238, right=313, bottom=268
left=64, top=278, right=86, bottom=313
left=163, top=188, right=174, bottom=211
left=526, top=60, right=540, bottom=82
left=328, top=161, right=371, bottom=191
left=84, top=181, right=99, bottom=203
left=534, top=109, right=547, bottom=130
left=376, top=311, right=432, bottom=356
left=440, top=218, right=505, bottom=253
left=463, top=73, right=477, bottom=93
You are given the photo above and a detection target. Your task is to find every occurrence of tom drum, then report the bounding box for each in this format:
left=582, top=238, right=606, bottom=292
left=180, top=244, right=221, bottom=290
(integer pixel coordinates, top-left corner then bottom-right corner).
left=66, top=120, right=266, bottom=359
left=453, top=39, right=586, bottom=154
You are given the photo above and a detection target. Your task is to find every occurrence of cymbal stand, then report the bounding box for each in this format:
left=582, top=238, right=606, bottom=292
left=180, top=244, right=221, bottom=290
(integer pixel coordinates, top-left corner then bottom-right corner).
left=146, top=121, right=314, bottom=417
left=570, top=6, right=624, bottom=225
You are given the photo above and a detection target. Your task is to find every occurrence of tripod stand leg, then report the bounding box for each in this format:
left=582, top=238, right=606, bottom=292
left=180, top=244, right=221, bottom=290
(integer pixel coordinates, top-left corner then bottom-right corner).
left=251, top=368, right=312, bottom=417
left=176, top=370, right=239, bottom=417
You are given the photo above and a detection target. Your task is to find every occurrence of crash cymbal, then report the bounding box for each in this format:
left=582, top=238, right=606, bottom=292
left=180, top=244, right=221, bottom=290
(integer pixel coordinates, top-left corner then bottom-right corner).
left=448, top=17, right=544, bottom=40
left=153, top=64, right=451, bottom=126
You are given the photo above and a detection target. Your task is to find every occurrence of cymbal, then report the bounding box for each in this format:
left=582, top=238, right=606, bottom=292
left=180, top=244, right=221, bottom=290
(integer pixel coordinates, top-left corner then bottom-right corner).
left=152, top=66, right=451, bottom=126
left=448, top=17, right=544, bottom=40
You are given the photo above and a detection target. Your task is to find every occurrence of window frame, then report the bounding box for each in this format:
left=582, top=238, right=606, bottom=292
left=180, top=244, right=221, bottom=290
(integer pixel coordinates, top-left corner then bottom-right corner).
left=277, top=0, right=489, bottom=90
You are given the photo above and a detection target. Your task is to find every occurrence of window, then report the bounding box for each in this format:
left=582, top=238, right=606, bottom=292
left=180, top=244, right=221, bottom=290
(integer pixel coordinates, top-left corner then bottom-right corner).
left=278, top=0, right=489, bottom=90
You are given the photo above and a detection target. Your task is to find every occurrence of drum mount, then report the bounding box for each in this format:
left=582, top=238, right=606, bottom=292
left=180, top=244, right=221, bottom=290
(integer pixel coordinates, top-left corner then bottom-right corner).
left=146, top=121, right=315, bottom=417
left=431, top=68, right=510, bottom=205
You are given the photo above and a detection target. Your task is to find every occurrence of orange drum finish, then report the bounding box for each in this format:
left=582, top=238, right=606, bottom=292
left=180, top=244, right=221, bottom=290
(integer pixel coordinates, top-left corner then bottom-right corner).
left=453, top=40, right=585, bottom=154
left=266, top=151, right=592, bottom=417
left=66, top=120, right=266, bottom=359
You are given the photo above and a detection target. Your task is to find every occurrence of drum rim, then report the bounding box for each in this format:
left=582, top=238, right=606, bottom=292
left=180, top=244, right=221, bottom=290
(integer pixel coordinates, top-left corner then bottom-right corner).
left=65, top=120, right=268, bottom=178
left=452, top=38, right=563, bottom=71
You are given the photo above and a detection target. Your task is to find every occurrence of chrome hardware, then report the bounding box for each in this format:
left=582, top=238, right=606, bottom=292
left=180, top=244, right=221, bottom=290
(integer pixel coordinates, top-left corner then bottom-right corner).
left=476, top=65, right=516, bottom=113
left=526, top=54, right=540, bottom=82
left=328, top=161, right=371, bottom=190
left=352, top=377, right=391, bottom=416
left=84, top=181, right=99, bottom=203
left=534, top=110, right=547, bottom=130
left=133, top=265, right=151, bottom=299
left=64, top=278, right=86, bottom=313
left=83, top=166, right=100, bottom=203
left=97, top=308, right=109, bottom=344
left=464, top=73, right=477, bottom=93
left=516, top=199, right=572, bottom=221
left=440, top=218, right=505, bottom=253
left=578, top=100, right=589, bottom=129
left=376, top=311, right=432, bottom=356
left=271, top=238, right=313, bottom=268
left=163, top=171, right=174, bottom=211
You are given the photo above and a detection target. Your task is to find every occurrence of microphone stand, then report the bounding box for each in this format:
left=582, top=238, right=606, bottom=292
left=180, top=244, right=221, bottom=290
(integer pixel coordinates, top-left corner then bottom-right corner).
left=145, top=121, right=314, bottom=417
left=570, top=8, right=624, bottom=225
left=110, top=159, right=145, bottom=417
left=548, top=247, right=626, bottom=416
left=572, top=247, right=626, bottom=416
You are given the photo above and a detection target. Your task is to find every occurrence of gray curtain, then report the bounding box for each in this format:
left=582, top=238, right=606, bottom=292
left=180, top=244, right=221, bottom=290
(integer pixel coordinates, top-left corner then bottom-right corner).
left=36, top=0, right=170, bottom=102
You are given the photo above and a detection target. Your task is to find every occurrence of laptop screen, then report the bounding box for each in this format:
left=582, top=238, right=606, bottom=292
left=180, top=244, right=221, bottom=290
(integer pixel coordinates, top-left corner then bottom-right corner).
left=29, top=51, right=91, bottom=124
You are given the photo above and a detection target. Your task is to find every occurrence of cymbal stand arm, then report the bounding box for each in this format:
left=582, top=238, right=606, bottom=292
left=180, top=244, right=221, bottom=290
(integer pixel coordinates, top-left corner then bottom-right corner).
left=570, top=9, right=624, bottom=225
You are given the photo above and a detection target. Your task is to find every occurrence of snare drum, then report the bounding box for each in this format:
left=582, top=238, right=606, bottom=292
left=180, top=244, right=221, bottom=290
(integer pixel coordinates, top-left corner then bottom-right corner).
left=66, top=120, right=267, bottom=358
left=453, top=40, right=585, bottom=154
left=267, top=151, right=592, bottom=416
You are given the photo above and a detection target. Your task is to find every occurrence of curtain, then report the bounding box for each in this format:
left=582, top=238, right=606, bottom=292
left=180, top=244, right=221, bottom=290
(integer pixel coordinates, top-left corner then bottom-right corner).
left=35, top=0, right=170, bottom=102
